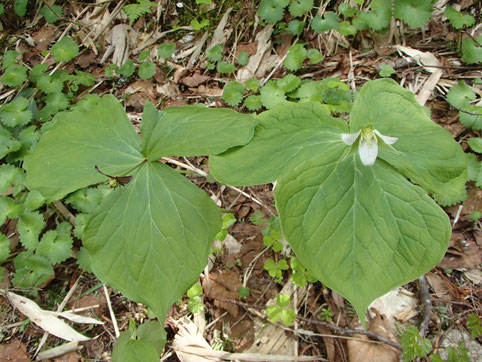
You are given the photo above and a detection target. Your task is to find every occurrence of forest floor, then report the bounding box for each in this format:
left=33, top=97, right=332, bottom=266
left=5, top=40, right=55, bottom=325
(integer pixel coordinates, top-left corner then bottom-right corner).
left=0, top=1, right=481, bottom=361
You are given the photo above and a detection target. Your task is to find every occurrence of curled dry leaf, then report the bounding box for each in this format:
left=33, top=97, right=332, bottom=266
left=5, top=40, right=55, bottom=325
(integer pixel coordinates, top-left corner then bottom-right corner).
left=395, top=45, right=440, bottom=73
left=8, top=292, right=102, bottom=342
left=172, top=317, right=215, bottom=362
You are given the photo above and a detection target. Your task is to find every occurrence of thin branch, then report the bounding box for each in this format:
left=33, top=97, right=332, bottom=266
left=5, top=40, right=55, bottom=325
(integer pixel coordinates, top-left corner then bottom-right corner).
left=207, top=296, right=402, bottom=351
left=438, top=94, right=482, bottom=116
left=103, top=285, right=120, bottom=338
left=418, top=275, right=432, bottom=338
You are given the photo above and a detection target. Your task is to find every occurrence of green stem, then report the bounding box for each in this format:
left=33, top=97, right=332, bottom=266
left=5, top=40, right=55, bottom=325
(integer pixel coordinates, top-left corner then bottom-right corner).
left=121, top=159, right=148, bottom=176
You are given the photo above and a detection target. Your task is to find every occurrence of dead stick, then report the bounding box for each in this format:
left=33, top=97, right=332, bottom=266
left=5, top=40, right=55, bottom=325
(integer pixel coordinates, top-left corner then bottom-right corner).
left=207, top=296, right=402, bottom=351
left=418, top=275, right=432, bottom=338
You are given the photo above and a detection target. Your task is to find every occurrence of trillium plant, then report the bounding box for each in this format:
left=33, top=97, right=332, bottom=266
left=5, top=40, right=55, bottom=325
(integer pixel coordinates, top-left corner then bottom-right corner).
left=24, top=79, right=466, bottom=355
left=211, top=79, right=467, bottom=325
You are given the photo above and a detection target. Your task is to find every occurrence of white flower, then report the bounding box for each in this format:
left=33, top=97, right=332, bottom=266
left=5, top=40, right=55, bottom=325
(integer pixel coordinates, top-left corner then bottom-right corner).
left=341, top=127, right=398, bottom=166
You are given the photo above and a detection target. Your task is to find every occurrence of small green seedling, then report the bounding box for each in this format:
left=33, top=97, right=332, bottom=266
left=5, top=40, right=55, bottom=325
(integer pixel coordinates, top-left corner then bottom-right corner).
left=466, top=313, right=482, bottom=339
left=290, top=257, right=317, bottom=287
left=266, top=293, right=296, bottom=326
left=319, top=306, right=333, bottom=322
left=157, top=43, right=176, bottom=59
left=186, top=284, right=204, bottom=313
left=222, top=81, right=245, bottom=106
left=263, top=258, right=289, bottom=281
left=400, top=325, right=432, bottom=361
left=238, top=286, right=250, bottom=298
left=430, top=342, right=470, bottom=362
left=214, top=213, right=236, bottom=241
left=237, top=52, right=250, bottom=66
left=263, top=228, right=283, bottom=252
left=379, top=63, right=395, bottom=77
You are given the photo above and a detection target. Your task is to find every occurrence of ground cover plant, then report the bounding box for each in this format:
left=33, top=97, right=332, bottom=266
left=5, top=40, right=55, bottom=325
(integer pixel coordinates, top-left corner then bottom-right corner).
left=0, top=0, right=481, bottom=361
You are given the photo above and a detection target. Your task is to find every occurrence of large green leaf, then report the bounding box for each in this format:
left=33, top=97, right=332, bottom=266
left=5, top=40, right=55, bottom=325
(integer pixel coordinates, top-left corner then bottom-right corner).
left=349, top=79, right=467, bottom=201
left=142, top=105, right=258, bottom=160
left=122, top=340, right=159, bottom=362
left=24, top=95, right=144, bottom=201
left=275, top=154, right=450, bottom=325
left=83, top=161, right=221, bottom=321
left=209, top=102, right=348, bottom=185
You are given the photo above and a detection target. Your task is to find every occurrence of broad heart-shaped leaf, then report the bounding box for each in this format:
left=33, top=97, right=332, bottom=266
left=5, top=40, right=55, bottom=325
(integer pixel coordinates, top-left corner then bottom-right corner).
left=349, top=79, right=466, bottom=202
left=83, top=161, right=221, bottom=322
left=210, top=102, right=348, bottom=186
left=141, top=103, right=258, bottom=160
left=275, top=153, right=451, bottom=326
left=24, top=95, right=144, bottom=201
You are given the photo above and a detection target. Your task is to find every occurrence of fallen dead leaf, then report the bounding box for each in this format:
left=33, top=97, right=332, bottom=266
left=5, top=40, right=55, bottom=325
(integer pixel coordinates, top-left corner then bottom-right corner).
left=181, top=72, right=210, bottom=88
left=194, top=85, right=222, bottom=97
left=236, top=42, right=257, bottom=56
left=76, top=52, right=97, bottom=69
left=8, top=292, right=101, bottom=342
left=426, top=272, right=451, bottom=300
left=439, top=233, right=482, bottom=269
left=347, top=312, right=401, bottom=362
left=156, top=82, right=180, bottom=98
left=172, top=317, right=215, bottom=362
left=125, top=80, right=157, bottom=111
left=0, top=340, right=30, bottom=362
left=68, top=295, right=107, bottom=318
left=53, top=350, right=80, bottom=362
left=369, top=287, right=418, bottom=324
left=203, top=269, right=242, bottom=318
left=32, top=26, right=55, bottom=52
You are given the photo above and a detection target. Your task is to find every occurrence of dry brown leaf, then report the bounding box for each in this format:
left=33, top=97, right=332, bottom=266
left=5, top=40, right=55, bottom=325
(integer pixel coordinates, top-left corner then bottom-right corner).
left=0, top=340, right=30, bottom=362
left=347, top=312, right=401, bottom=362
left=439, top=233, right=482, bottom=269
left=203, top=270, right=241, bottom=318
left=32, top=26, right=55, bottom=52
left=426, top=273, right=451, bottom=300
left=53, top=351, right=80, bottom=362
left=76, top=51, right=97, bottom=69
left=194, top=85, right=223, bottom=97
left=181, top=73, right=210, bottom=88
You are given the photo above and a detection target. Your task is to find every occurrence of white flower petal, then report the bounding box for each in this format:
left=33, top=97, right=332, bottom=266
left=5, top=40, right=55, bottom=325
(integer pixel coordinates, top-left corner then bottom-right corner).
left=341, top=130, right=361, bottom=146
left=359, top=139, right=378, bottom=166
left=374, top=130, right=398, bottom=145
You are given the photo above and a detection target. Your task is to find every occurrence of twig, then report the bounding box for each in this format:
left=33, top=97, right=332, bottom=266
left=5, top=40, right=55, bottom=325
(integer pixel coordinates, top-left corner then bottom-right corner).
left=418, top=275, right=432, bottom=338
left=170, top=345, right=326, bottom=361
left=162, top=157, right=269, bottom=210
left=452, top=205, right=463, bottom=227
left=207, top=296, right=402, bottom=351
left=52, top=201, right=76, bottom=225
left=298, top=317, right=402, bottom=351
left=438, top=94, right=482, bottom=116
left=103, top=284, right=120, bottom=338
